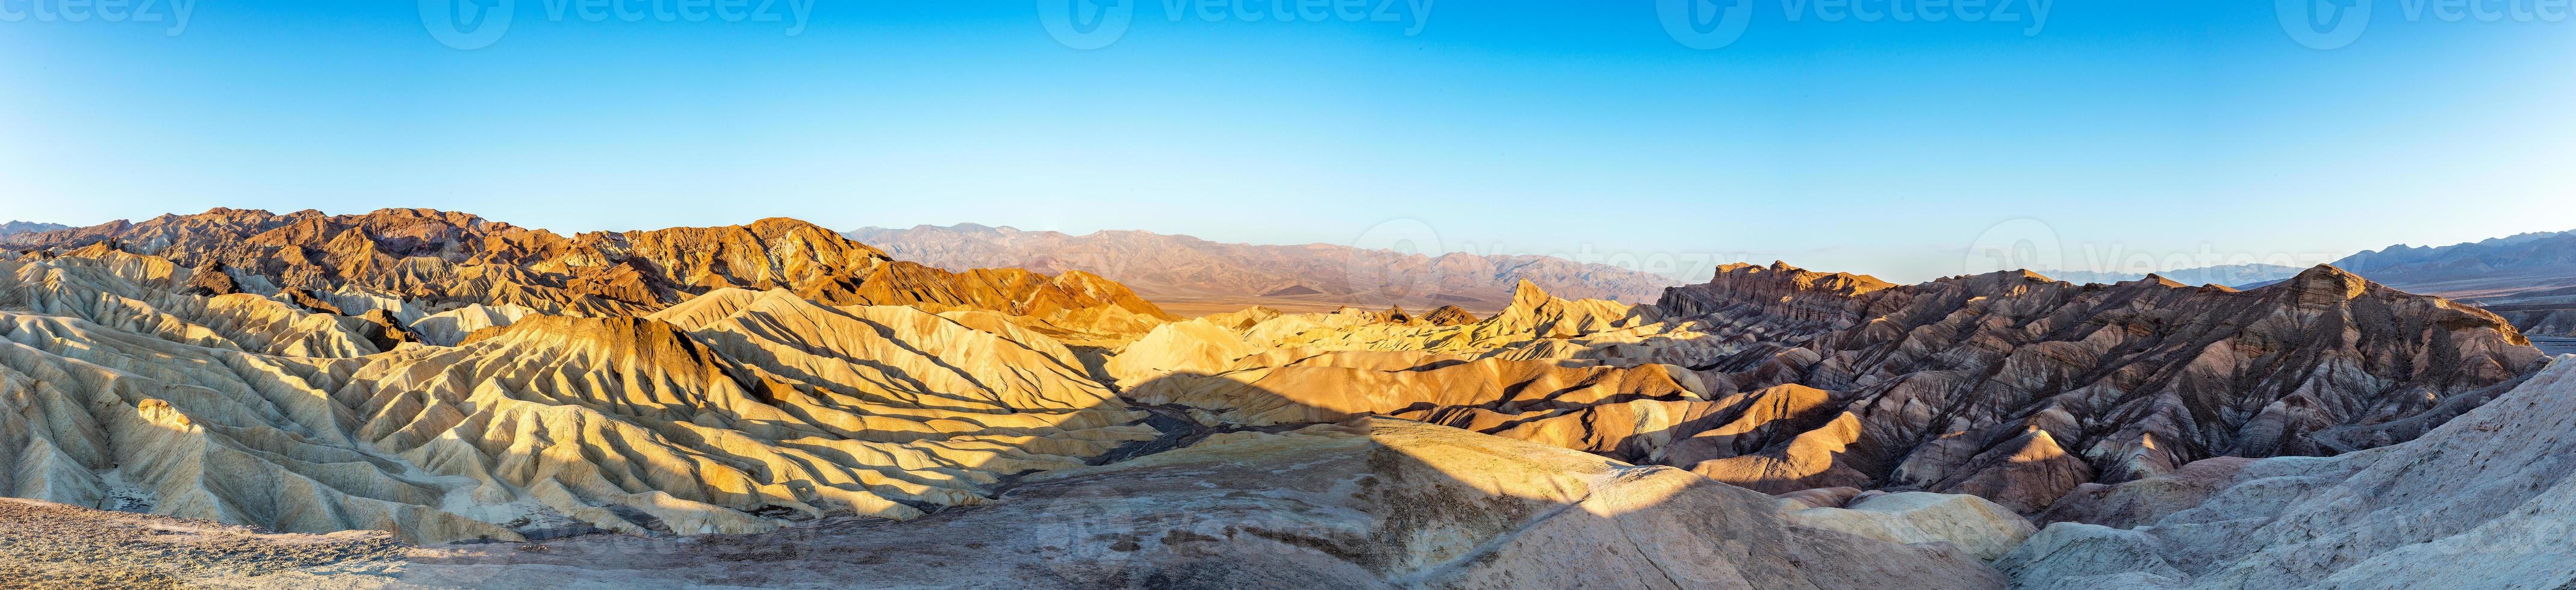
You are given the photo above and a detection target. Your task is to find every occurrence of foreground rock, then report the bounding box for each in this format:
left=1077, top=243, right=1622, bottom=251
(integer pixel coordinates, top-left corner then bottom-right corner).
left=2000, top=356, right=2576, bottom=589
left=234, top=418, right=2005, bottom=589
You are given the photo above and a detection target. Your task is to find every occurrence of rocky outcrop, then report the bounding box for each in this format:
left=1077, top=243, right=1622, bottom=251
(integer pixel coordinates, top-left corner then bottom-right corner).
left=177, top=261, right=240, bottom=296
left=847, top=223, right=1682, bottom=307
left=2000, top=357, right=2576, bottom=589
left=1423, top=304, right=1478, bottom=326
left=1656, top=261, right=1894, bottom=323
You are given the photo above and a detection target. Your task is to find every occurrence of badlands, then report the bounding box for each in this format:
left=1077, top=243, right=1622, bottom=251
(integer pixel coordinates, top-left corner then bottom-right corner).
left=0, top=208, right=2569, bottom=588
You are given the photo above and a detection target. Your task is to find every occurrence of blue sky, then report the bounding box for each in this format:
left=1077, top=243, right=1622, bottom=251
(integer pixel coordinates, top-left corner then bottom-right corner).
left=5, top=1, right=2573, bottom=282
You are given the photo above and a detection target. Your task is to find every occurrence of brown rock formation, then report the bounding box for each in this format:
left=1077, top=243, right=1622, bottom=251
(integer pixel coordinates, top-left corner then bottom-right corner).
left=1422, top=304, right=1478, bottom=326
left=350, top=309, right=418, bottom=351
left=178, top=262, right=240, bottom=297
left=1647, top=264, right=2543, bottom=509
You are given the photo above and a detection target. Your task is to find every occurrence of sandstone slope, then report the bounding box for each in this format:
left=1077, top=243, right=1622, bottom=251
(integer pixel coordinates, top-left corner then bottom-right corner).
left=0, top=250, right=1160, bottom=544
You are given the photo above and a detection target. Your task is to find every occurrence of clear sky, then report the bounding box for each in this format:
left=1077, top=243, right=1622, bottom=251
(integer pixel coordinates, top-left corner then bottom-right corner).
left=5, top=1, right=2574, bottom=283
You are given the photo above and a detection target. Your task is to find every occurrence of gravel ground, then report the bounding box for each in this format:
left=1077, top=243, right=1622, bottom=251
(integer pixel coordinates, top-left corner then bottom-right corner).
left=0, top=498, right=408, bottom=589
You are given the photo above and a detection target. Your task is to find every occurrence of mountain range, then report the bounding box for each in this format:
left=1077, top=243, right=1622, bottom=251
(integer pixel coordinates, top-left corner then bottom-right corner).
left=0, top=221, right=68, bottom=240
left=2322, top=229, right=2576, bottom=337
left=2034, top=264, right=2309, bottom=288
left=845, top=223, right=1680, bottom=315
left=2032, top=230, right=2576, bottom=338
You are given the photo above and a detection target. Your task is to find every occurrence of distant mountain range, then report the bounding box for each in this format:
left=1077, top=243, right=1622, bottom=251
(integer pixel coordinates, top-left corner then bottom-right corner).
left=2036, top=264, right=2310, bottom=288
left=2025, top=231, right=2576, bottom=338
left=2312, top=229, right=2576, bottom=337
left=0, top=221, right=69, bottom=240
left=845, top=224, right=1681, bottom=312
left=2331, top=229, right=2576, bottom=286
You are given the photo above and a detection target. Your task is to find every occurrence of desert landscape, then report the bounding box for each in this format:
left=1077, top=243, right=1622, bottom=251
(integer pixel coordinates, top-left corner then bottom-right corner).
left=13, top=2, right=2576, bottom=588
left=0, top=207, right=2563, bottom=588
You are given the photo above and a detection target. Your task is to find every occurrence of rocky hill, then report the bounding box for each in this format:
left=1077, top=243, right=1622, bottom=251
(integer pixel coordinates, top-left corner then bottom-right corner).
left=845, top=223, right=1680, bottom=311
